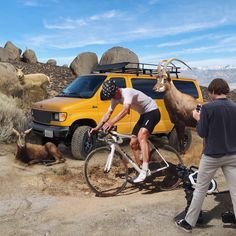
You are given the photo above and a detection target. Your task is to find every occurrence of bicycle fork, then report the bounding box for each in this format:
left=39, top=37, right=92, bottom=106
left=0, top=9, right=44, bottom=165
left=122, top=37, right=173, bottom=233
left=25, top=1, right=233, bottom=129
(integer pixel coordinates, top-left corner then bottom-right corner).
left=104, top=144, right=116, bottom=173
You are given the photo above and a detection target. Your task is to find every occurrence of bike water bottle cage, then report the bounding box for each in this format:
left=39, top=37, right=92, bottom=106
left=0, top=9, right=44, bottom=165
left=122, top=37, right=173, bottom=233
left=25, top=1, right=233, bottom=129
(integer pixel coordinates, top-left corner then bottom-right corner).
left=188, top=170, right=217, bottom=194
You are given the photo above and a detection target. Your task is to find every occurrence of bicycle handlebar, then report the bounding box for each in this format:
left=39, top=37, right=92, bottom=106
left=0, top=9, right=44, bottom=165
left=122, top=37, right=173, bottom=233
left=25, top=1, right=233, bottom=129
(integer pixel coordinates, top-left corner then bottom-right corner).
left=96, top=126, right=132, bottom=143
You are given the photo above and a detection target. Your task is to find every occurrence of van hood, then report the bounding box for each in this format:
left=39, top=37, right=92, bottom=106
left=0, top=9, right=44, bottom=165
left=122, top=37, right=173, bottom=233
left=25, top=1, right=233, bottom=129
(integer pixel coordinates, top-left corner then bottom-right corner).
left=32, top=96, right=96, bottom=112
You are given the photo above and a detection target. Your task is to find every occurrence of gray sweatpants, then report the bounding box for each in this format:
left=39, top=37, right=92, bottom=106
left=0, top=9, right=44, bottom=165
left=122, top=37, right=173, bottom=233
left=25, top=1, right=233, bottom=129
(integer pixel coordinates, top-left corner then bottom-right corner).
left=185, top=154, right=236, bottom=226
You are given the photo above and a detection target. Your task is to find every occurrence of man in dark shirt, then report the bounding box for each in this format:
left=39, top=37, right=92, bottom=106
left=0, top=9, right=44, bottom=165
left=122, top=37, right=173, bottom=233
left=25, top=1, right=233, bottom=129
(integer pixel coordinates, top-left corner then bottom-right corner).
left=176, top=78, right=236, bottom=233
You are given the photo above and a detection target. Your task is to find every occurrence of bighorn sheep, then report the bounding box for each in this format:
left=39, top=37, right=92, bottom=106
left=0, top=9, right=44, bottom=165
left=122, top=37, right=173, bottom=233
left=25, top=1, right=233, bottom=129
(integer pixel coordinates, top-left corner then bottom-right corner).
left=12, top=128, right=65, bottom=165
left=16, top=67, right=50, bottom=90
left=153, top=58, right=200, bottom=154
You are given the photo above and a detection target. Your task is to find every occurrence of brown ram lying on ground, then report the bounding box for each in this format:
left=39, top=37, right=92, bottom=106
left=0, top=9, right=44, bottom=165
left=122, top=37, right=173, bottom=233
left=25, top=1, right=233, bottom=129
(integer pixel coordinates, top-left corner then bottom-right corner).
left=12, top=128, right=65, bottom=165
left=153, top=58, right=200, bottom=154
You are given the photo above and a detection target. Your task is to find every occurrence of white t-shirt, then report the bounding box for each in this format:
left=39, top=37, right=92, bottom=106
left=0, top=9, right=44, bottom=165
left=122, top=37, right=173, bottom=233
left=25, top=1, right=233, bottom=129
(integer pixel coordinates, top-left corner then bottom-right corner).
left=109, top=88, right=158, bottom=114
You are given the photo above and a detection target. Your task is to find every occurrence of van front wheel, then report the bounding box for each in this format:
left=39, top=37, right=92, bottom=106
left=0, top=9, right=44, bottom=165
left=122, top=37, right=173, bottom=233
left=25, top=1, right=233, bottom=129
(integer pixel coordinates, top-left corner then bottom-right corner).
left=71, top=126, right=95, bottom=160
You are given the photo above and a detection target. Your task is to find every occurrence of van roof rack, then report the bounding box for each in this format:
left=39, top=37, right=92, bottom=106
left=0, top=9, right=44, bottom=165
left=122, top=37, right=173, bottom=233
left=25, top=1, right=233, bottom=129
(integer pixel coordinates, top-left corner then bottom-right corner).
left=93, top=62, right=181, bottom=77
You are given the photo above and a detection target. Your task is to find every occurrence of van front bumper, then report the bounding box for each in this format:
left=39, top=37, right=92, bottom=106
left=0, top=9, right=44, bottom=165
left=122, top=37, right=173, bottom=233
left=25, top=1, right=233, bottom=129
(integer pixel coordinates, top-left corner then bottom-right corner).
left=32, top=122, right=70, bottom=139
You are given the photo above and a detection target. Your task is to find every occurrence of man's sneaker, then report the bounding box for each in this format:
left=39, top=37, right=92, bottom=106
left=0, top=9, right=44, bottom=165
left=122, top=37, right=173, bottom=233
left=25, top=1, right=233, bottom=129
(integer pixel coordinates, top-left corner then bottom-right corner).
left=133, top=170, right=147, bottom=183
left=175, top=219, right=192, bottom=233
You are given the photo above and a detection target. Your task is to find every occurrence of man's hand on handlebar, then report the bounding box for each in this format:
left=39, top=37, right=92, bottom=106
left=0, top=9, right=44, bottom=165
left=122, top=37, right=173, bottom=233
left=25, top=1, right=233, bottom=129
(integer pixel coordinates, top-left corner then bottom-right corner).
left=88, top=127, right=99, bottom=137
left=102, top=121, right=114, bottom=132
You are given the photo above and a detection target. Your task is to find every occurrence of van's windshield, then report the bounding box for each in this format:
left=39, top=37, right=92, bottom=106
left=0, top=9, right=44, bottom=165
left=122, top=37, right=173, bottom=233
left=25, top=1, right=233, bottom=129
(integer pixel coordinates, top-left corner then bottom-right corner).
left=57, top=75, right=107, bottom=98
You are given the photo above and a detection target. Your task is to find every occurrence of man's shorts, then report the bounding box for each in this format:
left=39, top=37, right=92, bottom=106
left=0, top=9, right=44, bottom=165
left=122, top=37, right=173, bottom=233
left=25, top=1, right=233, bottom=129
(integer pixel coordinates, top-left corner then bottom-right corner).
left=132, top=109, right=161, bottom=136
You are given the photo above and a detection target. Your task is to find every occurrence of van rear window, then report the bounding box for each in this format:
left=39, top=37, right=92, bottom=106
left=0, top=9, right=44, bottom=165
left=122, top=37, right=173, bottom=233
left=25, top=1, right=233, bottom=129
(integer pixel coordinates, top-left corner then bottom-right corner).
left=131, top=78, right=199, bottom=99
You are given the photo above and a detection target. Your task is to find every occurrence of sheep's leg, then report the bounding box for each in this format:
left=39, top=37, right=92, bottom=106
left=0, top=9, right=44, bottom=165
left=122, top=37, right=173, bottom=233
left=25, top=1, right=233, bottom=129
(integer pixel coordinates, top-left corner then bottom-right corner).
left=28, top=159, right=41, bottom=165
left=44, top=159, right=65, bottom=166
left=45, top=142, right=66, bottom=165
left=175, top=124, right=186, bottom=154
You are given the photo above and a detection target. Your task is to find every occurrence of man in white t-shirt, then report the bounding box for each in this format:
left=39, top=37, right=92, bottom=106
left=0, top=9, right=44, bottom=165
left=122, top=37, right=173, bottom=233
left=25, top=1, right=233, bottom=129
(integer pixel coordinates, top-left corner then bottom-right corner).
left=89, top=79, right=161, bottom=183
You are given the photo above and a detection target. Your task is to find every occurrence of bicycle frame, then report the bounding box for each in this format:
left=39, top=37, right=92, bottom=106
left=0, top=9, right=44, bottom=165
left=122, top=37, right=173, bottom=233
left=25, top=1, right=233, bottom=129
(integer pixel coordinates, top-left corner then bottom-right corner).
left=102, top=131, right=169, bottom=175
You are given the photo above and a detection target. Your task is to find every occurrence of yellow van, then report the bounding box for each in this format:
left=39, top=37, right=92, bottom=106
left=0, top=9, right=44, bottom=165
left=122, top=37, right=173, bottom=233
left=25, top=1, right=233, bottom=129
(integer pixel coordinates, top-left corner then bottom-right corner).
left=31, top=62, right=203, bottom=159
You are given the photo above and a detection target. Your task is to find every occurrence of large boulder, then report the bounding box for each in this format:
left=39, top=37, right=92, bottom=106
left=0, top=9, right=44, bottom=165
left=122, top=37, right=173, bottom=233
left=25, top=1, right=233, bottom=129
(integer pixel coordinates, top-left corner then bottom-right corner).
left=70, top=52, right=98, bottom=76
left=4, top=41, right=22, bottom=60
left=0, top=47, right=10, bottom=62
left=46, top=59, right=57, bottom=66
left=0, top=62, right=22, bottom=96
left=22, top=49, right=38, bottom=63
left=99, top=47, right=139, bottom=66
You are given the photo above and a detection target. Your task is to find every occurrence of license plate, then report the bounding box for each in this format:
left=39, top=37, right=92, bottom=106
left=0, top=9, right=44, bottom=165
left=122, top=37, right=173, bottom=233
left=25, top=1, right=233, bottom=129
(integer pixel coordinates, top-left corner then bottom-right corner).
left=44, top=129, right=53, bottom=138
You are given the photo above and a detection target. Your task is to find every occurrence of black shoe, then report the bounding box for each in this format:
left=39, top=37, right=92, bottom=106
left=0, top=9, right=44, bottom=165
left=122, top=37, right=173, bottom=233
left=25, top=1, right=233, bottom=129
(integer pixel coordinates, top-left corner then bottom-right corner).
left=175, top=219, right=192, bottom=233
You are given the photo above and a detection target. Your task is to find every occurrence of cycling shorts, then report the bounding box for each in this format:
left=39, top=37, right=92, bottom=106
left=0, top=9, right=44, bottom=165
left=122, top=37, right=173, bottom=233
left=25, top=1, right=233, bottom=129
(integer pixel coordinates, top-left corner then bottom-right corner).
left=132, top=109, right=161, bottom=136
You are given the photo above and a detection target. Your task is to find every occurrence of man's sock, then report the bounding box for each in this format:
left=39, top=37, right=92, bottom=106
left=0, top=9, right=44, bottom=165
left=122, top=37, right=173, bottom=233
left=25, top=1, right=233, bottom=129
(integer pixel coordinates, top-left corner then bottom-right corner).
left=142, top=162, right=148, bottom=171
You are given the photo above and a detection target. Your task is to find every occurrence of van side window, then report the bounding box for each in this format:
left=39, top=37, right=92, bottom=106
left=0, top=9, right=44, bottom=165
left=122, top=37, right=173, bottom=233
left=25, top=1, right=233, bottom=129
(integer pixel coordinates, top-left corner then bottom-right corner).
left=131, top=78, right=199, bottom=99
left=131, top=78, right=163, bottom=99
left=173, top=81, right=199, bottom=98
left=110, top=77, right=126, bottom=88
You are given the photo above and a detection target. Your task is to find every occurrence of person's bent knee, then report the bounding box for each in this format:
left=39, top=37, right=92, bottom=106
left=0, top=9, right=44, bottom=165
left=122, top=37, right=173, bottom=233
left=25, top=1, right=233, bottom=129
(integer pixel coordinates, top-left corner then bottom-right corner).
left=138, top=128, right=149, bottom=143
left=130, top=137, right=139, bottom=150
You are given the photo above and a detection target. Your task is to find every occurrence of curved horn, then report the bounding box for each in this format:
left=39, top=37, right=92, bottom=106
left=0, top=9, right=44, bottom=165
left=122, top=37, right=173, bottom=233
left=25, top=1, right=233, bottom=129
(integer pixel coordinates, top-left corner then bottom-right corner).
left=24, top=128, right=32, bottom=134
left=163, top=58, right=192, bottom=70
left=12, top=128, right=20, bottom=136
left=157, top=59, right=169, bottom=75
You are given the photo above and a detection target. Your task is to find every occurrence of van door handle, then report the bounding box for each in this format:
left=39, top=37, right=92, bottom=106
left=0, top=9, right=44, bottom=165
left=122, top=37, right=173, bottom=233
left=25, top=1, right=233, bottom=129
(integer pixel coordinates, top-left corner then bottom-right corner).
left=92, top=106, right=97, bottom=108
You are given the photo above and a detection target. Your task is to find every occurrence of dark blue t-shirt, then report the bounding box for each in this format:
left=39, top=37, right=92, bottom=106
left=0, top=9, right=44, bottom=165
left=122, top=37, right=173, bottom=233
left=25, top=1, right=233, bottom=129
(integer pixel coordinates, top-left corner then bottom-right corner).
left=197, top=98, right=236, bottom=157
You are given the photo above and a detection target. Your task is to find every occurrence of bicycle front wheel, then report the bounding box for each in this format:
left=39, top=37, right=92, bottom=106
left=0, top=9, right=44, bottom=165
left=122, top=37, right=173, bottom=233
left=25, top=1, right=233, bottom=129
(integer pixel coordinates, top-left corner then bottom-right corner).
left=84, top=146, right=128, bottom=197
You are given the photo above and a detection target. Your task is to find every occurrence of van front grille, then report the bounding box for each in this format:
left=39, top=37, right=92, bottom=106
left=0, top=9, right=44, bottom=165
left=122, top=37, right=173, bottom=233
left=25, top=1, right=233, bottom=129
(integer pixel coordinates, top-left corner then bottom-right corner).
left=32, top=109, right=52, bottom=124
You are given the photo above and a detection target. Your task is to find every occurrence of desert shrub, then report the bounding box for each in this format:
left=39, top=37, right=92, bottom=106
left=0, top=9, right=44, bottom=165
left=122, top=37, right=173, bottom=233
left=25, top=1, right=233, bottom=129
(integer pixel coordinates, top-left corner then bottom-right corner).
left=0, top=92, right=27, bottom=143
left=0, top=62, right=22, bottom=97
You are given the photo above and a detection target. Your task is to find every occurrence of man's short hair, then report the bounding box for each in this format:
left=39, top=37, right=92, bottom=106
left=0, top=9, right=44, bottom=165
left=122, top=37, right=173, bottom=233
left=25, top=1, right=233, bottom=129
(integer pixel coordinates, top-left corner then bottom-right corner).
left=207, top=78, right=230, bottom=95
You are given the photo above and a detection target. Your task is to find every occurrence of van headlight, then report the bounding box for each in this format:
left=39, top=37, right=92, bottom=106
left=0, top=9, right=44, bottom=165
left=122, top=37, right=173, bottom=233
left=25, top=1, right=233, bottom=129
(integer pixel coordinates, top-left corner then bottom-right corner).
left=53, top=112, right=67, bottom=122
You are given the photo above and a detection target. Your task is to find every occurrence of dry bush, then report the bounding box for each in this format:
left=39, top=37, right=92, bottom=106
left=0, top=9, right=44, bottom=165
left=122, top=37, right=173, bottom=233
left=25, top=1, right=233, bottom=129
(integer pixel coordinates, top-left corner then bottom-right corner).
left=0, top=62, right=23, bottom=97
left=0, top=92, right=27, bottom=143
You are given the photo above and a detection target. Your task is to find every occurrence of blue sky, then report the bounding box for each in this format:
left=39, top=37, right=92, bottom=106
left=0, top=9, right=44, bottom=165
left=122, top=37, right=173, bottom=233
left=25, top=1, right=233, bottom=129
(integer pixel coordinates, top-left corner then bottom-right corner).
left=1, top=0, right=236, bottom=67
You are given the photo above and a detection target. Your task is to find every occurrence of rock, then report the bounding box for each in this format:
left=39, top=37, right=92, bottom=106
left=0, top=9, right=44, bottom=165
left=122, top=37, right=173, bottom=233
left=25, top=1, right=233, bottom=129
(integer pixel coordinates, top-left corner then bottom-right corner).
left=0, top=47, right=10, bottom=62
left=70, top=52, right=98, bottom=76
left=99, top=46, right=139, bottom=66
left=46, top=59, right=57, bottom=66
left=4, top=41, right=22, bottom=60
left=22, top=49, right=38, bottom=63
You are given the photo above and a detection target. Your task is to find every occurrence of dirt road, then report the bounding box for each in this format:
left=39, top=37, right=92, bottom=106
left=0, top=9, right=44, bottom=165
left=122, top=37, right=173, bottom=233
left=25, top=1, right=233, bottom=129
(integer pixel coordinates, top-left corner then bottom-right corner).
left=0, top=132, right=235, bottom=236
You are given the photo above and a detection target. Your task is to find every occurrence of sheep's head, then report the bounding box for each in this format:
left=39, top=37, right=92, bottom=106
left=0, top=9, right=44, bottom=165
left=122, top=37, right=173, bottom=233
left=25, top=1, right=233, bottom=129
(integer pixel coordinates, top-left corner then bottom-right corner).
left=12, top=128, right=32, bottom=149
left=153, top=58, right=191, bottom=92
left=16, top=67, right=25, bottom=84
left=153, top=73, right=171, bottom=92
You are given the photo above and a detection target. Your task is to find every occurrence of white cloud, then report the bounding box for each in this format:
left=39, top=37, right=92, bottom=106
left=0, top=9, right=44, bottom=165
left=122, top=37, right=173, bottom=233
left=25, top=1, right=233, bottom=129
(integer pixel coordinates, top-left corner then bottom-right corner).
left=148, top=0, right=159, bottom=5
left=44, top=10, right=124, bottom=30
left=20, top=0, right=58, bottom=7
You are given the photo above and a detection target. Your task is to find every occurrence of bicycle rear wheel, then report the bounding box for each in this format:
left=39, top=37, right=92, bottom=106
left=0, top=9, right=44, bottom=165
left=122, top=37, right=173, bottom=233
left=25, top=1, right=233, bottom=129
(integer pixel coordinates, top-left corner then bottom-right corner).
left=84, top=146, right=128, bottom=197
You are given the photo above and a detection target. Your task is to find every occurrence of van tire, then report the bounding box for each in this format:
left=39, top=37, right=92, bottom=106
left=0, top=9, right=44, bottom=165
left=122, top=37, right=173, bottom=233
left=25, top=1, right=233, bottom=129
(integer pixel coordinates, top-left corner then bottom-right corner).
left=168, top=127, right=192, bottom=152
left=71, top=126, right=95, bottom=160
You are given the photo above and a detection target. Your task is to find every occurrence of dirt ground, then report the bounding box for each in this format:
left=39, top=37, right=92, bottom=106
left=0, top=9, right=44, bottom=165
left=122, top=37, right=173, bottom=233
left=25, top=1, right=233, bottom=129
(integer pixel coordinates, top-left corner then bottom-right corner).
left=0, top=131, right=235, bottom=236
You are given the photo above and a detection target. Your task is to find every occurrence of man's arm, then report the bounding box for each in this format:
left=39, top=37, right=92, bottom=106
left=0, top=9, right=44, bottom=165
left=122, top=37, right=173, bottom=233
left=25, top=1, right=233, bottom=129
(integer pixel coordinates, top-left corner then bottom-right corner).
left=103, top=104, right=131, bottom=130
left=97, top=110, right=113, bottom=129
left=89, top=109, right=113, bottom=135
left=193, top=106, right=209, bottom=138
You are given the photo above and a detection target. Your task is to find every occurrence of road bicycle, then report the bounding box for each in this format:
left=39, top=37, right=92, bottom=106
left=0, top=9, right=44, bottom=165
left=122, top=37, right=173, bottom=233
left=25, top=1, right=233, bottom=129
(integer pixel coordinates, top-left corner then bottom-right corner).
left=83, top=128, right=184, bottom=197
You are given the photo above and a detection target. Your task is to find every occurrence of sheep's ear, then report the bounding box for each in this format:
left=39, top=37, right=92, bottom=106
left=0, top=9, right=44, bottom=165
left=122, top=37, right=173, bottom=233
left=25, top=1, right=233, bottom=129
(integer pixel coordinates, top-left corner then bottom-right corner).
left=16, top=66, right=25, bottom=71
left=24, top=128, right=32, bottom=134
left=12, top=128, right=20, bottom=136
left=166, top=72, right=171, bottom=82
